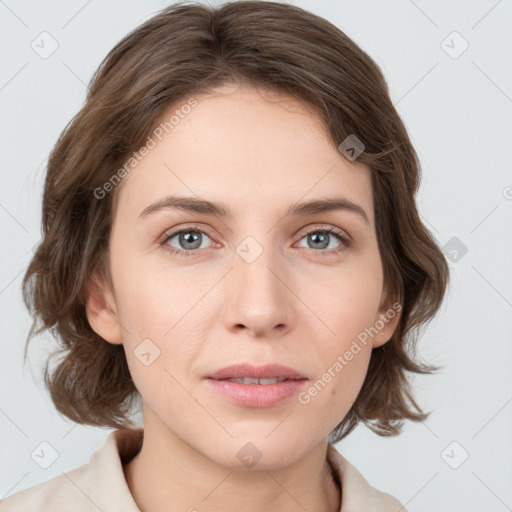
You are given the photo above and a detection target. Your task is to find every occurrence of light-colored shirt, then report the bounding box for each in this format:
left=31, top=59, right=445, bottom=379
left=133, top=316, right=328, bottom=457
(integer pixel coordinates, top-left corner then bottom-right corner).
left=0, top=428, right=407, bottom=511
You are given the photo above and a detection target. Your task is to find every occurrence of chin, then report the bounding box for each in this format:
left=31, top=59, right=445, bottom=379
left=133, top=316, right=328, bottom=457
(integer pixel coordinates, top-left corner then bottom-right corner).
left=201, top=433, right=312, bottom=470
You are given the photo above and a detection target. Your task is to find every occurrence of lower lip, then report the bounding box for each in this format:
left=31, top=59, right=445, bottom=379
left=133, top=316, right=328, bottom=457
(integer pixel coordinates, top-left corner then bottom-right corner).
left=204, top=378, right=307, bottom=408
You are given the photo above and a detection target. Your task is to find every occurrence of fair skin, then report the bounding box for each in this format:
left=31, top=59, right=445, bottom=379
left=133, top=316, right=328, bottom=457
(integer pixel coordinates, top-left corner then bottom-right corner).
left=86, top=83, right=399, bottom=512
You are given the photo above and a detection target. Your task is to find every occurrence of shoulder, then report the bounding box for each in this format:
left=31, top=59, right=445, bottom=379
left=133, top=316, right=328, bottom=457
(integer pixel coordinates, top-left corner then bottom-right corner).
left=0, top=428, right=143, bottom=512
left=327, top=444, right=407, bottom=512
left=0, top=463, right=92, bottom=512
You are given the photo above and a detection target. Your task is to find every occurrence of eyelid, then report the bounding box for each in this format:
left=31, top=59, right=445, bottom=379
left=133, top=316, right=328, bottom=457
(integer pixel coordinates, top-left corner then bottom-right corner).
left=158, top=222, right=214, bottom=243
left=294, top=223, right=351, bottom=243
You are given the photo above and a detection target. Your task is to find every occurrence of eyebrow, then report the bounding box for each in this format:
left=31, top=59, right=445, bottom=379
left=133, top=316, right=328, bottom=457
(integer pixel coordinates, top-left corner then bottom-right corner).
left=138, top=195, right=370, bottom=225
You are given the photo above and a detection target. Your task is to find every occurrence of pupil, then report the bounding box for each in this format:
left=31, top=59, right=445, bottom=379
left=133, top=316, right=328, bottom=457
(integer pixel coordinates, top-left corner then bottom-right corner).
left=181, top=231, right=201, bottom=249
left=310, top=232, right=328, bottom=249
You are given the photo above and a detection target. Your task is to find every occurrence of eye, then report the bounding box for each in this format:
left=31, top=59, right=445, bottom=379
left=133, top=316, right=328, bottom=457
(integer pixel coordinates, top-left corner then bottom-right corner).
left=160, top=224, right=214, bottom=257
left=159, top=224, right=352, bottom=258
left=294, top=226, right=352, bottom=256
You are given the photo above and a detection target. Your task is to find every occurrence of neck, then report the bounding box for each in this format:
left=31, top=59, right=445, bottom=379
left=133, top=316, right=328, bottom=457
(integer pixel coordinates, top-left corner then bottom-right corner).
left=124, top=421, right=341, bottom=512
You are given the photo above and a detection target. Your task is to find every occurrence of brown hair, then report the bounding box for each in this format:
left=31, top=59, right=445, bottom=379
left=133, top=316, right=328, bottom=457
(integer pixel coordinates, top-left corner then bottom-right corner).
left=22, top=0, right=449, bottom=442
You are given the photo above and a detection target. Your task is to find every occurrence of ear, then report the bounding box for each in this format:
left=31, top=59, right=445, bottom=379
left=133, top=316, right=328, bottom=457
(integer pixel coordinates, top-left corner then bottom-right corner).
left=85, top=273, right=123, bottom=345
left=371, top=287, right=402, bottom=349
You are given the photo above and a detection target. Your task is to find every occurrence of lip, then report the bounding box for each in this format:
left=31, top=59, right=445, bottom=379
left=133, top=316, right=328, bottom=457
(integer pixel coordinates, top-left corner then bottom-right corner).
left=205, top=363, right=307, bottom=380
left=203, top=364, right=308, bottom=408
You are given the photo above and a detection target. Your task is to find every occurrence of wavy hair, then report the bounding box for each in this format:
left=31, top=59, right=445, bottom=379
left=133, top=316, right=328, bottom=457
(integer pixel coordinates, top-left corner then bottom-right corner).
left=22, top=0, right=449, bottom=441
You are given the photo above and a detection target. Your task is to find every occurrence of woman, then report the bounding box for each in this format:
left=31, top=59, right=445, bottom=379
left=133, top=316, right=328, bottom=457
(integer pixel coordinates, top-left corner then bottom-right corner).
left=1, top=1, right=449, bottom=510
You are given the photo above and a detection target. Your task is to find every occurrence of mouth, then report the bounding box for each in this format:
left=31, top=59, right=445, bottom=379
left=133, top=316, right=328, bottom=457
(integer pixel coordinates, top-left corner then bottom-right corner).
left=203, top=364, right=308, bottom=407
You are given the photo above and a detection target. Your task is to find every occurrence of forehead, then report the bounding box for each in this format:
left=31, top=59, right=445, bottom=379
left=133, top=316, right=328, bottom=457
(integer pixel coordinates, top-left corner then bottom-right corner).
left=114, top=85, right=374, bottom=224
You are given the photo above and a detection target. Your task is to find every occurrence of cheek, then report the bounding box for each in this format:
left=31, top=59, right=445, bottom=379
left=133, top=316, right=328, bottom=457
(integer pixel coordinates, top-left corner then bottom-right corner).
left=307, top=261, right=383, bottom=349
left=110, top=246, right=200, bottom=339
left=297, top=329, right=372, bottom=438
left=109, top=247, right=216, bottom=389
left=297, top=267, right=382, bottom=417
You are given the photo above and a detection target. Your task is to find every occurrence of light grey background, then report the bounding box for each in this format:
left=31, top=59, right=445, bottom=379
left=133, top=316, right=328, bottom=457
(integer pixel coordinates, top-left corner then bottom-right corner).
left=1, top=1, right=511, bottom=510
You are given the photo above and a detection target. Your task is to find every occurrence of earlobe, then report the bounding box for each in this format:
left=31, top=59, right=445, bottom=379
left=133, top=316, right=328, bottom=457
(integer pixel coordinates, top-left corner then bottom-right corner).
left=85, top=274, right=123, bottom=345
left=371, top=294, right=402, bottom=349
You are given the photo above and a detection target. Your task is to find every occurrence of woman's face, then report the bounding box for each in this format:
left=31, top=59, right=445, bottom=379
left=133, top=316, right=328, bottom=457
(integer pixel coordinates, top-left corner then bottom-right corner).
left=88, top=83, right=399, bottom=468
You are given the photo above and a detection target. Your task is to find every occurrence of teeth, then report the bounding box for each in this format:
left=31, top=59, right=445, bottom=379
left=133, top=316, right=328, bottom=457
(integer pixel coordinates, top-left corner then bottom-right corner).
left=227, top=377, right=286, bottom=385
left=229, top=377, right=260, bottom=385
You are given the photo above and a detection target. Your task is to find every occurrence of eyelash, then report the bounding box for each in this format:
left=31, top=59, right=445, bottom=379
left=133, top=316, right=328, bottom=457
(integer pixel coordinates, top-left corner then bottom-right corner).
left=159, top=223, right=353, bottom=258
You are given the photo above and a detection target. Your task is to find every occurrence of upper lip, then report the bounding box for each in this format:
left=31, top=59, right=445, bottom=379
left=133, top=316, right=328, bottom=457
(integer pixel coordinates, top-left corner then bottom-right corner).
left=205, top=364, right=307, bottom=380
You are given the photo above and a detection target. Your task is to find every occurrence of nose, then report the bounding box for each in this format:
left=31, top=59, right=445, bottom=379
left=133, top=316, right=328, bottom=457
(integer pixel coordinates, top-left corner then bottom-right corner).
left=222, top=240, right=294, bottom=339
